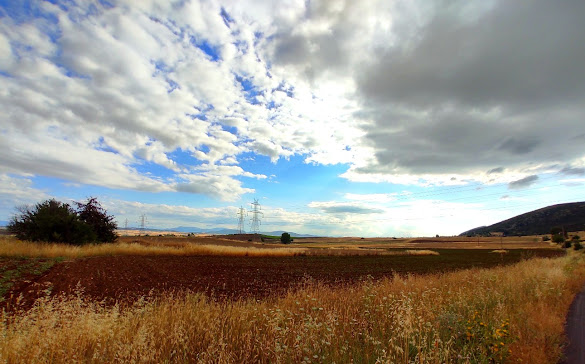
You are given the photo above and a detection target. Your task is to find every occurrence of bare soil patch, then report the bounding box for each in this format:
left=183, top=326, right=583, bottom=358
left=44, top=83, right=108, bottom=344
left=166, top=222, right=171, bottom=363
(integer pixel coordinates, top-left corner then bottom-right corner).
left=1, top=249, right=563, bottom=314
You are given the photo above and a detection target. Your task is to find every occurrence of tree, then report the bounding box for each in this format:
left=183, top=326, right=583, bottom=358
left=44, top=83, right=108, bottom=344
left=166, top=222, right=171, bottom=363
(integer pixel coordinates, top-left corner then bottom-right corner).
left=7, top=199, right=96, bottom=245
left=75, top=197, right=117, bottom=243
left=7, top=197, right=117, bottom=245
left=553, top=234, right=566, bottom=244
left=280, top=232, right=291, bottom=244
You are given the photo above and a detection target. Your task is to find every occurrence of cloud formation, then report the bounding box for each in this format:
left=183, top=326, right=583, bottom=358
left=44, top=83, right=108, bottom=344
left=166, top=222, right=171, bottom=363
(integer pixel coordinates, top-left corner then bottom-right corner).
left=1, top=0, right=584, bottom=202
left=508, top=175, right=539, bottom=190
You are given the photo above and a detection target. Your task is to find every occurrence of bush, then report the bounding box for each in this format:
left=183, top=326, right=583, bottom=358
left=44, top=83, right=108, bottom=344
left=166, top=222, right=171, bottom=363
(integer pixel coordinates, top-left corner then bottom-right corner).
left=8, top=199, right=96, bottom=245
left=572, top=235, right=581, bottom=241
left=280, top=232, right=291, bottom=244
left=7, top=197, right=117, bottom=245
left=542, top=236, right=551, bottom=242
left=553, top=234, right=566, bottom=244
left=574, top=241, right=583, bottom=251
left=76, top=197, right=117, bottom=243
left=563, top=240, right=572, bottom=249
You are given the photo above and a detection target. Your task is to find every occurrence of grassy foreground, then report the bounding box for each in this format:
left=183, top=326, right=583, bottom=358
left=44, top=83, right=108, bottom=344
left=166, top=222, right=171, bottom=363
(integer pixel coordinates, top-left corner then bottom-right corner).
left=1, top=253, right=584, bottom=363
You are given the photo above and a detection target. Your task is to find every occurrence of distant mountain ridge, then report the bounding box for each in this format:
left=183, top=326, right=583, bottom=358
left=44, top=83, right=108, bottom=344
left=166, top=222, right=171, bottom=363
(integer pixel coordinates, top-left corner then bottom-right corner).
left=460, top=202, right=585, bottom=236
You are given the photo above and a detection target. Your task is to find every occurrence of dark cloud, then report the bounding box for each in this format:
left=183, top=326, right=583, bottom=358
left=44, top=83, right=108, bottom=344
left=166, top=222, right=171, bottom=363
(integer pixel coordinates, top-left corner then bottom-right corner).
left=488, top=167, right=505, bottom=174
left=498, top=138, right=540, bottom=155
left=560, top=166, right=585, bottom=176
left=359, top=1, right=585, bottom=111
left=508, top=175, right=539, bottom=189
left=352, top=0, right=585, bottom=179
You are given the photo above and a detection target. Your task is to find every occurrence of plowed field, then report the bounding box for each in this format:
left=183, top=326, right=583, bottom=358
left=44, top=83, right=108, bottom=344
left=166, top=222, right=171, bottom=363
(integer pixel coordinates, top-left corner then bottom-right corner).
left=1, top=249, right=562, bottom=313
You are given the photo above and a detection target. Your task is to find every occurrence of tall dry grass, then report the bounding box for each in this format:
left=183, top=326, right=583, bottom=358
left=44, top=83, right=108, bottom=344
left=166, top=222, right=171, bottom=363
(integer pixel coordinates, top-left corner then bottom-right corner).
left=0, top=236, right=440, bottom=258
left=1, top=253, right=583, bottom=363
left=0, top=236, right=308, bottom=258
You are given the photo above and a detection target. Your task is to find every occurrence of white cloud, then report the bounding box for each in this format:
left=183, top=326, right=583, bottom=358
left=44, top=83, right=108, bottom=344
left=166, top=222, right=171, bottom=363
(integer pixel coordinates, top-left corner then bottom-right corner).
left=1, top=0, right=584, bottom=205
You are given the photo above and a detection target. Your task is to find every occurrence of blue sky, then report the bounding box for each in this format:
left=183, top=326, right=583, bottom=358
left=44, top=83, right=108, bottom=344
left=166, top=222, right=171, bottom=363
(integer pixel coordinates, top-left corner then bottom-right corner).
left=1, top=0, right=584, bottom=236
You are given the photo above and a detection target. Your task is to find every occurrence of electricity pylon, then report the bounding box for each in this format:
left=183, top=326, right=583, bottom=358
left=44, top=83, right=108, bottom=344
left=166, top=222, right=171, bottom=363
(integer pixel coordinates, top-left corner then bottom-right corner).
left=249, top=199, right=263, bottom=234
left=236, top=206, right=247, bottom=234
left=138, top=214, right=148, bottom=234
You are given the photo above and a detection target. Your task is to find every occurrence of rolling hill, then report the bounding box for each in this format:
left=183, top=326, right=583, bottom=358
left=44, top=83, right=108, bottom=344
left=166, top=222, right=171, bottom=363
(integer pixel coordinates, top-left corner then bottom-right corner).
left=460, top=202, right=585, bottom=236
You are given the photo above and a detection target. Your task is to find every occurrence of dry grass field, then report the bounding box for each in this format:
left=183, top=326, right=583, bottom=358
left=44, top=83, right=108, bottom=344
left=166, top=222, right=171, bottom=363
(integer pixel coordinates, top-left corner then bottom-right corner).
left=0, top=252, right=583, bottom=363
left=0, top=232, right=582, bottom=363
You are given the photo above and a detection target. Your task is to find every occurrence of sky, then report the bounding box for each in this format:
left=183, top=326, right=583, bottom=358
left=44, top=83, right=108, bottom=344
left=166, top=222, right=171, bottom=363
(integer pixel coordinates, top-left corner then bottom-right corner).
left=1, top=0, right=584, bottom=237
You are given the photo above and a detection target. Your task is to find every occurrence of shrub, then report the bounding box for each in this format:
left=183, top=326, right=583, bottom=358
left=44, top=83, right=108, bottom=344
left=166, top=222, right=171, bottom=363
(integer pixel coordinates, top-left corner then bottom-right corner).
left=7, top=199, right=96, bottom=245
left=75, top=197, right=117, bottom=243
left=572, top=235, right=581, bottom=241
left=563, top=240, right=572, bottom=249
left=553, top=234, right=566, bottom=244
left=7, top=197, right=117, bottom=245
left=574, top=241, right=583, bottom=251
left=280, top=232, right=291, bottom=244
left=542, top=236, right=551, bottom=242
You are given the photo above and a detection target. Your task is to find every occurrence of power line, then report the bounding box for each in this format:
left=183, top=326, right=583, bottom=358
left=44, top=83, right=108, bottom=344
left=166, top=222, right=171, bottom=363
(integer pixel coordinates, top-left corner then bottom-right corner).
left=249, top=199, right=263, bottom=234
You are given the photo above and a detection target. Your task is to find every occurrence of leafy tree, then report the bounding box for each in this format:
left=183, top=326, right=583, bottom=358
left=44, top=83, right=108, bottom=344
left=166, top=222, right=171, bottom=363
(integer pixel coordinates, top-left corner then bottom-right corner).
left=7, top=197, right=117, bottom=245
left=75, top=197, right=117, bottom=243
left=280, top=232, right=291, bottom=245
left=553, top=234, right=566, bottom=244
left=7, top=199, right=96, bottom=245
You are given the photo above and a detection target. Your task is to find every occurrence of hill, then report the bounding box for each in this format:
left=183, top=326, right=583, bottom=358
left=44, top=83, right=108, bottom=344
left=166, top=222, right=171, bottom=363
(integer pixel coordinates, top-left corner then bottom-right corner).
left=460, top=202, right=585, bottom=236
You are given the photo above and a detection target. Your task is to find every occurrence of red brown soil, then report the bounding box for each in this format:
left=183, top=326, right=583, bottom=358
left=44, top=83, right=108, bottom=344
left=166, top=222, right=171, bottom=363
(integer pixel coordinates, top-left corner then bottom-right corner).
left=1, top=249, right=564, bottom=314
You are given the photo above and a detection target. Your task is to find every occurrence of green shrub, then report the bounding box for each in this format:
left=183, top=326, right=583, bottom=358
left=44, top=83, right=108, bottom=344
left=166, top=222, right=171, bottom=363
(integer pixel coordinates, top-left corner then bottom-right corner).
left=574, top=241, right=583, bottom=251
left=7, top=197, right=117, bottom=245
left=280, top=232, right=291, bottom=244
left=563, top=240, right=572, bottom=249
left=8, top=199, right=96, bottom=245
left=76, top=197, right=117, bottom=243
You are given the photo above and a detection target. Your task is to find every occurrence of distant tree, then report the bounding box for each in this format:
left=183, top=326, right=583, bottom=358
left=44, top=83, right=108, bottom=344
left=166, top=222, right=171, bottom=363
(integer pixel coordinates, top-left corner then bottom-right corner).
left=7, top=199, right=96, bottom=245
left=574, top=241, right=583, bottom=251
left=75, top=197, right=117, bottom=243
left=281, top=232, right=291, bottom=245
left=572, top=235, right=581, bottom=242
left=551, top=227, right=568, bottom=238
left=553, top=234, right=566, bottom=244
left=542, top=236, right=551, bottom=242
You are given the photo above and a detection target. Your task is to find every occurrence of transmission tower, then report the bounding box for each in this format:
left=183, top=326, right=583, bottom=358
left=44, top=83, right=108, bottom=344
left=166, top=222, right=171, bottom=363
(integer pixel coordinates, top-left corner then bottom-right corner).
left=236, top=206, right=247, bottom=234
left=138, top=214, right=148, bottom=234
left=124, top=218, right=128, bottom=229
left=249, top=199, right=263, bottom=234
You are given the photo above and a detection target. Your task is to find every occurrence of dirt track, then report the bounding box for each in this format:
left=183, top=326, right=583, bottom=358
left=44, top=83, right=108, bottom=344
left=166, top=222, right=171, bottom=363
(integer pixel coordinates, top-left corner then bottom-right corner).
left=563, top=285, right=585, bottom=364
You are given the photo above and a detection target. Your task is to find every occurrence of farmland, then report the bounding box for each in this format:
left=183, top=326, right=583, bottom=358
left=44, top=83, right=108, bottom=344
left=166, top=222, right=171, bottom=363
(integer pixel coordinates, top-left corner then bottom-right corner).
left=0, top=234, right=583, bottom=363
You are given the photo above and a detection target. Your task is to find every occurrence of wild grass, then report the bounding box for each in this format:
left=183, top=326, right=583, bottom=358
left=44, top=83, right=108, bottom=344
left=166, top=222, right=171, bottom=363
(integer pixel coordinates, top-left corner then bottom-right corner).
left=0, top=236, right=440, bottom=258
left=0, top=236, right=308, bottom=258
left=1, top=253, right=583, bottom=363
